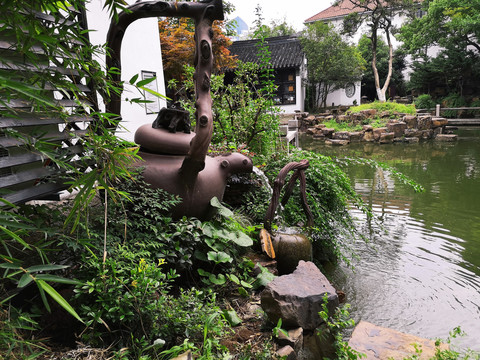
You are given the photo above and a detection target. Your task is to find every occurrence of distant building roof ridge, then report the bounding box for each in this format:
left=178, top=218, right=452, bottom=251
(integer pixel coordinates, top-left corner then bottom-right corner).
left=305, top=0, right=393, bottom=23
left=228, top=34, right=304, bottom=69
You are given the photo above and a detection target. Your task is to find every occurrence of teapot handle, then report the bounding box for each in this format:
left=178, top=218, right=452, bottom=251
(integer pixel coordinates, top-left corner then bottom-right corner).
left=263, top=159, right=314, bottom=232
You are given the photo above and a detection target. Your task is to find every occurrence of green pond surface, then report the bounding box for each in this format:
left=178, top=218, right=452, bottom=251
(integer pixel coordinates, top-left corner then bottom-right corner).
left=300, top=128, right=480, bottom=351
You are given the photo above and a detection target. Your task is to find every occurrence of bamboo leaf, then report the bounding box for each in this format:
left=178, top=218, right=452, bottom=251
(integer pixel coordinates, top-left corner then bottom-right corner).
left=26, top=264, right=68, bottom=272
left=36, top=280, right=84, bottom=323
left=18, top=273, right=34, bottom=288
left=129, top=73, right=139, bottom=85
left=36, top=281, right=51, bottom=313
left=136, top=76, right=156, bottom=87
left=0, top=262, right=21, bottom=270
left=36, top=274, right=82, bottom=286
left=139, top=86, right=168, bottom=100
left=0, top=225, right=32, bottom=249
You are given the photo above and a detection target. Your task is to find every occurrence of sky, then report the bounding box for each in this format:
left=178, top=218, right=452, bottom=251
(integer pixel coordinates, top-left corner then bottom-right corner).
left=229, top=0, right=334, bottom=31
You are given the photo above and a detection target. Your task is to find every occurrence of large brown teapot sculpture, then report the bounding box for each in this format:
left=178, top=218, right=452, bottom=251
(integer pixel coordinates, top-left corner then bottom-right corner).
left=106, top=0, right=252, bottom=219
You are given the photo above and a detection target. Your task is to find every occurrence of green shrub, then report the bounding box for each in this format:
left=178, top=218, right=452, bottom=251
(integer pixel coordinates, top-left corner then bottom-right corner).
left=322, top=119, right=363, bottom=132
left=415, top=94, right=436, bottom=110
left=442, top=93, right=467, bottom=118
left=347, top=101, right=416, bottom=115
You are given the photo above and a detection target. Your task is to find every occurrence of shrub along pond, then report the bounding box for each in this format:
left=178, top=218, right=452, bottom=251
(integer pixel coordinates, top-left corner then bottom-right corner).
left=300, top=128, right=480, bottom=352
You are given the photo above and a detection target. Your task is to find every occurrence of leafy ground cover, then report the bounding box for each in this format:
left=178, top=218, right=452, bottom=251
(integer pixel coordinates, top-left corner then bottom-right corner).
left=347, top=101, right=417, bottom=115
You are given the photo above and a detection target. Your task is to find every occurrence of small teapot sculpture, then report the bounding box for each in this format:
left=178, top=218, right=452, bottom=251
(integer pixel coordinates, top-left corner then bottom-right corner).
left=106, top=0, right=253, bottom=219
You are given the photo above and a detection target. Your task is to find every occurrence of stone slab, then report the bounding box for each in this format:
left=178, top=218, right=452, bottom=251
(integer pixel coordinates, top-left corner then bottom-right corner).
left=261, top=261, right=338, bottom=330
left=348, top=321, right=448, bottom=360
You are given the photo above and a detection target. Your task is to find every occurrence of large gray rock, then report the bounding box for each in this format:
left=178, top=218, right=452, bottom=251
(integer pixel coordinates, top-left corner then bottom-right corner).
left=260, top=261, right=339, bottom=330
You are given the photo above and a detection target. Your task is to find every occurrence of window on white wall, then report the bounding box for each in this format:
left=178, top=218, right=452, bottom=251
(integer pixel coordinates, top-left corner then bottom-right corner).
left=274, top=69, right=296, bottom=105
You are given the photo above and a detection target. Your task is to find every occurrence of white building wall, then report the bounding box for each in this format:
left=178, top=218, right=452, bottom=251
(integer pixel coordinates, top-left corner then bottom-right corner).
left=325, top=81, right=362, bottom=107
left=86, top=0, right=166, bottom=143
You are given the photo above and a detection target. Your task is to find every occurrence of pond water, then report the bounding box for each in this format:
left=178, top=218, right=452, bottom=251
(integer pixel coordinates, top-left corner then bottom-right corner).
left=300, top=128, right=480, bottom=351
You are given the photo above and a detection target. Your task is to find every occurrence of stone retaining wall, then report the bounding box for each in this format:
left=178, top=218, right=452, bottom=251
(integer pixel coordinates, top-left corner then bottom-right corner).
left=302, top=112, right=458, bottom=145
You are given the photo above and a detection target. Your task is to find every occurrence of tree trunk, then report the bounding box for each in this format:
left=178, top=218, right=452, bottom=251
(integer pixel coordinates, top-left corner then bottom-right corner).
left=371, top=20, right=394, bottom=102
left=380, top=26, right=394, bottom=101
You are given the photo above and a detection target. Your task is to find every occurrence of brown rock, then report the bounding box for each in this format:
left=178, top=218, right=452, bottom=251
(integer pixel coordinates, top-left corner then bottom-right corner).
left=348, top=321, right=449, bottom=360
left=387, top=121, right=407, bottom=138
left=337, top=115, right=348, bottom=122
left=305, top=115, right=315, bottom=122
left=404, top=137, right=420, bottom=143
left=278, top=327, right=303, bottom=353
left=404, top=128, right=420, bottom=137
left=276, top=345, right=296, bottom=360
left=373, top=127, right=387, bottom=141
left=421, top=129, right=434, bottom=139
left=363, top=131, right=375, bottom=142
left=350, top=112, right=366, bottom=122
left=349, top=131, right=364, bottom=142
left=170, top=351, right=192, bottom=360
left=360, top=109, right=377, bottom=117
left=332, top=131, right=350, bottom=140
left=321, top=128, right=335, bottom=137
left=380, top=110, right=391, bottom=118
left=312, top=134, right=325, bottom=140
left=432, top=117, right=448, bottom=128
left=325, top=139, right=349, bottom=146
left=260, top=261, right=339, bottom=330
left=363, top=125, right=373, bottom=131
left=379, top=132, right=394, bottom=144
left=435, top=134, right=458, bottom=142
left=299, top=324, right=336, bottom=360
left=403, top=115, right=417, bottom=128
left=417, top=115, right=432, bottom=130
left=306, top=128, right=315, bottom=135
left=314, top=124, right=326, bottom=129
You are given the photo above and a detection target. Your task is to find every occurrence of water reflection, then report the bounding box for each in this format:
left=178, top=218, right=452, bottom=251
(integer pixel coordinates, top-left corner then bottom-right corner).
left=300, top=129, right=480, bottom=351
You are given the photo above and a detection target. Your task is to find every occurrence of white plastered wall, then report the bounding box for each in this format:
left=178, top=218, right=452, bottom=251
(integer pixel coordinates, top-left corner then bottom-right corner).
left=86, top=0, right=167, bottom=142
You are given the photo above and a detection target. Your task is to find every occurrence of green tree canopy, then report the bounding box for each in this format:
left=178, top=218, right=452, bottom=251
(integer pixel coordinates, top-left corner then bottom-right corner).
left=399, top=0, right=480, bottom=97
left=399, top=0, right=480, bottom=55
left=300, top=21, right=366, bottom=109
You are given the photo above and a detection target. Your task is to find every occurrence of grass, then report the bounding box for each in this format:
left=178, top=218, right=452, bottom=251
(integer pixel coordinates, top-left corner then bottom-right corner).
left=322, top=120, right=363, bottom=132
left=347, top=101, right=416, bottom=115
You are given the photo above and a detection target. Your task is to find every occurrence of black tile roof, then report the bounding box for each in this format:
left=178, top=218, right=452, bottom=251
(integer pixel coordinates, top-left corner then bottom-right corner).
left=229, top=35, right=304, bottom=69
